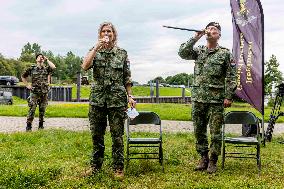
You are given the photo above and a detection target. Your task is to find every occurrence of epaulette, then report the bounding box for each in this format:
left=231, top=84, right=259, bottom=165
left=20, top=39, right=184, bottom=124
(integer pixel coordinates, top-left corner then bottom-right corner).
left=219, top=46, right=230, bottom=51
left=117, top=46, right=126, bottom=52
left=116, top=47, right=127, bottom=55
left=198, top=45, right=207, bottom=49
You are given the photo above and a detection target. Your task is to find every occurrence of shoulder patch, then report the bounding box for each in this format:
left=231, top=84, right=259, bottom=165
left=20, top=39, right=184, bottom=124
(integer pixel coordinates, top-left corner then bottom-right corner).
left=230, top=59, right=236, bottom=67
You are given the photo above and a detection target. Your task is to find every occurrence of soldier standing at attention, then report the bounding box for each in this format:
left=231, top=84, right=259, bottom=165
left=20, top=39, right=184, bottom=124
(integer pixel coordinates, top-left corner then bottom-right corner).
left=178, top=22, right=237, bottom=173
left=22, top=53, right=56, bottom=131
left=81, top=22, right=135, bottom=178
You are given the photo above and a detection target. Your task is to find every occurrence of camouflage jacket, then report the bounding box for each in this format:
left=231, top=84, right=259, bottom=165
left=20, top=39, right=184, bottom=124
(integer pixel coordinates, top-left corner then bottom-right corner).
left=22, top=64, right=53, bottom=94
left=178, top=38, right=237, bottom=103
left=89, top=46, right=132, bottom=108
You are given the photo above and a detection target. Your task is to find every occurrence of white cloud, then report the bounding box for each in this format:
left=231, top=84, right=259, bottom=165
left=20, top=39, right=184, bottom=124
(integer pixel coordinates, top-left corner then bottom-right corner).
left=0, top=0, right=284, bottom=84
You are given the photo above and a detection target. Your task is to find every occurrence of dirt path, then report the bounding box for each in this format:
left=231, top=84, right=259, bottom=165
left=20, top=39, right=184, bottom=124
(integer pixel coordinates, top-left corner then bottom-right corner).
left=1, top=116, right=284, bottom=136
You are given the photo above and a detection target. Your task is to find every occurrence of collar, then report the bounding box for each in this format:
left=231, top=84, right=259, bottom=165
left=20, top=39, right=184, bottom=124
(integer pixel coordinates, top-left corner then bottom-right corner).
left=99, top=46, right=118, bottom=54
left=36, top=64, right=45, bottom=69
left=206, top=44, right=220, bottom=53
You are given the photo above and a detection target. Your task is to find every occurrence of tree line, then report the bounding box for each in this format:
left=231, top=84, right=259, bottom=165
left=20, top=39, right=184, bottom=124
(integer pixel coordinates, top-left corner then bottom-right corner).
left=148, top=54, right=283, bottom=95
left=148, top=73, right=194, bottom=86
left=0, top=42, right=283, bottom=91
left=0, top=42, right=89, bottom=83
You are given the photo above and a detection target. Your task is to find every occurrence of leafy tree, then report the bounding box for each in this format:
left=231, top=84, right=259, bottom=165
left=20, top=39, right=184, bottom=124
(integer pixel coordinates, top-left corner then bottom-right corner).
left=65, top=51, right=83, bottom=81
left=147, top=76, right=165, bottom=84
left=19, top=42, right=42, bottom=63
left=0, top=57, right=14, bottom=75
left=264, top=55, right=283, bottom=96
left=0, top=54, right=31, bottom=80
left=165, top=73, right=193, bottom=86
left=53, top=55, right=67, bottom=81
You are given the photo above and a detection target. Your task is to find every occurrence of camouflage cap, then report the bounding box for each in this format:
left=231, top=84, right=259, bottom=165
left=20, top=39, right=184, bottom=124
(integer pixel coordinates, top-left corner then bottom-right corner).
left=206, top=22, right=221, bottom=31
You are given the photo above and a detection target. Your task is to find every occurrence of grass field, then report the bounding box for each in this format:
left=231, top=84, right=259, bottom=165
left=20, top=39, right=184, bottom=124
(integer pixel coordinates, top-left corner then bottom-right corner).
left=1, top=98, right=284, bottom=123
left=0, top=130, right=283, bottom=188
left=72, top=85, right=191, bottom=99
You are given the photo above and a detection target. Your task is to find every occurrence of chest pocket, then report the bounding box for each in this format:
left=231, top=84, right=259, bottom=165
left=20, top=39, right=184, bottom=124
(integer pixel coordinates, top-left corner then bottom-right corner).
left=205, top=56, right=225, bottom=76
left=110, top=58, right=124, bottom=81
left=93, top=54, right=106, bottom=78
left=31, top=69, right=48, bottom=81
left=194, top=52, right=208, bottom=75
left=194, top=60, right=203, bottom=75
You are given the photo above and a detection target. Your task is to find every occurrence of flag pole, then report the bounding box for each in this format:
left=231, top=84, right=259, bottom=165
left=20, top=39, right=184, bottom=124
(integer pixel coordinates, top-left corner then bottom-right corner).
left=256, top=0, right=265, bottom=145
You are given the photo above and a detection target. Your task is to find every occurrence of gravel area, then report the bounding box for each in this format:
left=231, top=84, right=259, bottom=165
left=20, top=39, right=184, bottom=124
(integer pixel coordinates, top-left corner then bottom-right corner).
left=1, top=116, right=284, bottom=136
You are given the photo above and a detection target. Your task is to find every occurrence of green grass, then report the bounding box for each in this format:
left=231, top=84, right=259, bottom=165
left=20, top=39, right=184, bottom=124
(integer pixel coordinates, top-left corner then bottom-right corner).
left=72, top=86, right=191, bottom=99
left=2, top=97, right=284, bottom=122
left=0, top=102, right=189, bottom=120
left=2, top=97, right=284, bottom=123
left=0, top=130, right=283, bottom=188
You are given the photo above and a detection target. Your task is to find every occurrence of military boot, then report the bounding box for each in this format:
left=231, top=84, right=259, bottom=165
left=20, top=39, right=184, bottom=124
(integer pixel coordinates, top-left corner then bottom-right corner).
left=26, top=123, right=32, bottom=132
left=207, top=154, right=218, bottom=174
left=114, top=169, right=124, bottom=180
left=38, top=121, right=44, bottom=130
left=194, top=153, right=209, bottom=171
left=82, top=166, right=101, bottom=177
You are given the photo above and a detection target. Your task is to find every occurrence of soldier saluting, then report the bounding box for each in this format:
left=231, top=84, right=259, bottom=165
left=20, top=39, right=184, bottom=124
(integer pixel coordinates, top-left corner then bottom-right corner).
left=22, top=53, right=56, bottom=131
left=178, top=22, right=237, bottom=173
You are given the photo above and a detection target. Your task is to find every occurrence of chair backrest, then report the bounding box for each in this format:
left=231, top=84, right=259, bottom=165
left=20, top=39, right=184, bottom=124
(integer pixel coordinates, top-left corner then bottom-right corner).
left=129, top=111, right=161, bottom=125
left=224, top=111, right=259, bottom=125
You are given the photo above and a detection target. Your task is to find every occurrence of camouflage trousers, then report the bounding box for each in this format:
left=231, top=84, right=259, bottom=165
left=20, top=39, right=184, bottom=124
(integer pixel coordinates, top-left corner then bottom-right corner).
left=27, top=93, right=48, bottom=124
left=192, top=101, right=224, bottom=156
left=89, top=105, right=126, bottom=170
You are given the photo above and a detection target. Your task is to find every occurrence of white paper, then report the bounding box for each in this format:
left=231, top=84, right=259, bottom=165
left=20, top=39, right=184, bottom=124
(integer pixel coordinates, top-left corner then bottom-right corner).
left=126, top=108, right=139, bottom=119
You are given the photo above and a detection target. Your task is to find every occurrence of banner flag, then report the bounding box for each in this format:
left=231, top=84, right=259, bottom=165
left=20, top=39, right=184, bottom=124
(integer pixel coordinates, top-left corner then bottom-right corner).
left=230, top=0, right=264, bottom=114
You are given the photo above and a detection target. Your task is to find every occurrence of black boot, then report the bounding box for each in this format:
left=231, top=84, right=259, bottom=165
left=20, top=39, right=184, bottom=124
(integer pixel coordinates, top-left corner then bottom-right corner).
left=207, top=154, right=218, bottom=173
left=38, top=121, right=44, bottom=130
left=194, top=153, right=209, bottom=171
left=26, top=122, right=32, bottom=132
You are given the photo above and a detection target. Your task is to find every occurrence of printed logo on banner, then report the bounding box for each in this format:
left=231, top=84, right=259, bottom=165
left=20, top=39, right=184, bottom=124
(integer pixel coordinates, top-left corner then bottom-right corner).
left=235, top=0, right=257, bottom=27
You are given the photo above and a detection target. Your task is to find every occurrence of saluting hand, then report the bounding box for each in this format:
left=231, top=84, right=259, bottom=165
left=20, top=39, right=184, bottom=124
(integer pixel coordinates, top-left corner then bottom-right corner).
left=194, top=30, right=205, bottom=40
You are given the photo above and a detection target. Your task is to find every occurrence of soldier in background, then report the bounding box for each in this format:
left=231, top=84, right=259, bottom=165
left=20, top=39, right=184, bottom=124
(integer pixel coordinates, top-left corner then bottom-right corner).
left=22, top=53, right=56, bottom=131
left=178, top=22, right=237, bottom=173
left=81, top=22, right=135, bottom=178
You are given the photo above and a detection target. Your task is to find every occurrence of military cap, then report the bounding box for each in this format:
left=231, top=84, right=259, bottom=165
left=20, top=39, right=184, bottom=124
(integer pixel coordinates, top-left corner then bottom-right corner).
left=206, top=22, right=221, bottom=31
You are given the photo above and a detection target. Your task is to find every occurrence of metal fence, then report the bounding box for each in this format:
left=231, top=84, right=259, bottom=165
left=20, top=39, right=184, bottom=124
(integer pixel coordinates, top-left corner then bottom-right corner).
left=0, top=85, right=73, bottom=101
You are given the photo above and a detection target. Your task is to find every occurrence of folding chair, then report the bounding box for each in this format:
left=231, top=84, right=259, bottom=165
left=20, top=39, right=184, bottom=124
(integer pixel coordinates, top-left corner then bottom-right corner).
left=126, top=111, right=164, bottom=171
left=221, top=111, right=262, bottom=174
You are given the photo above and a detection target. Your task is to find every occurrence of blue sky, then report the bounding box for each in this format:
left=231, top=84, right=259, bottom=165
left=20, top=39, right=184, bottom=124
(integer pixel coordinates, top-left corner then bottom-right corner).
left=0, top=0, right=283, bottom=84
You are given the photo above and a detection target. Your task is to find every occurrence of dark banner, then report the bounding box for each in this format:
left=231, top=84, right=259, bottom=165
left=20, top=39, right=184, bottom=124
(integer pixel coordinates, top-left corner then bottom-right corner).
left=230, top=0, right=264, bottom=114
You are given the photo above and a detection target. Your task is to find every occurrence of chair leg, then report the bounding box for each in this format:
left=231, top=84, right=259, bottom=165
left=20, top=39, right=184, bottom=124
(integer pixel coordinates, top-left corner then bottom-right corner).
left=221, top=145, right=225, bottom=169
left=126, top=141, right=129, bottom=170
left=257, top=144, right=261, bottom=174
left=159, top=142, right=164, bottom=172
left=159, top=143, right=162, bottom=164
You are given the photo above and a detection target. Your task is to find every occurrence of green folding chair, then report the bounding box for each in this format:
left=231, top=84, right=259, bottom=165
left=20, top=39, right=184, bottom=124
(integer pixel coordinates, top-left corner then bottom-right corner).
left=221, top=111, right=262, bottom=174
left=126, top=111, right=164, bottom=171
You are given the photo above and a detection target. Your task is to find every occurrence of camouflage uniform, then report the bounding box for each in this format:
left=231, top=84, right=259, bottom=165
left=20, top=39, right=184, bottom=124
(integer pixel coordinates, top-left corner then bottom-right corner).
left=88, top=46, right=132, bottom=171
left=22, top=65, right=53, bottom=125
left=179, top=37, right=236, bottom=157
